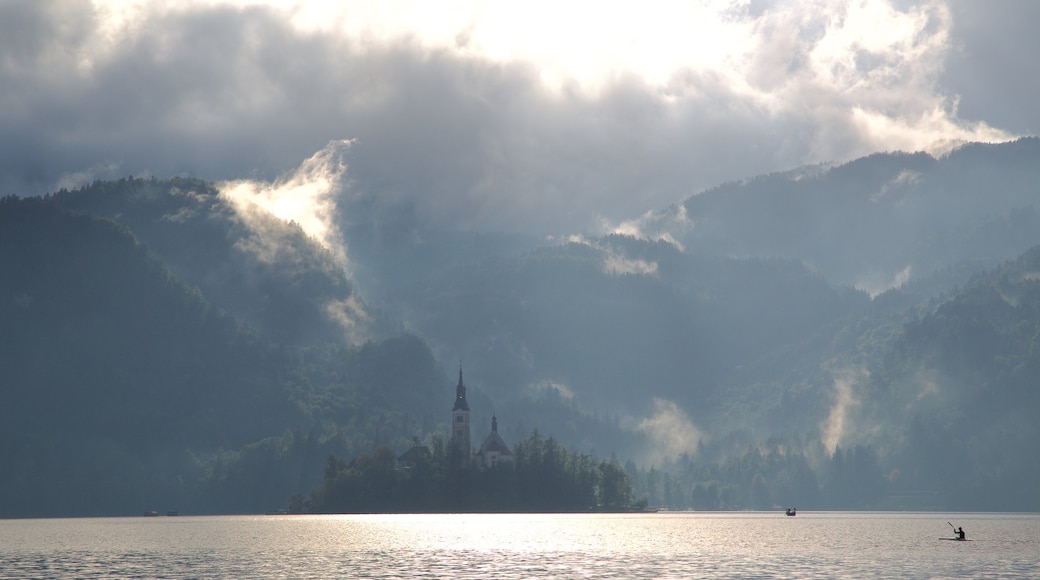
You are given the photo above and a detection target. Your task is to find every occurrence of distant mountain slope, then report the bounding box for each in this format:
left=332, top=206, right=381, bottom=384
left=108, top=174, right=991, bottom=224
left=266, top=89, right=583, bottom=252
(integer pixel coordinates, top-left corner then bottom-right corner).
left=47, top=177, right=370, bottom=346
left=346, top=139, right=1040, bottom=488
left=5, top=137, right=1039, bottom=514
left=396, top=234, right=869, bottom=434
left=856, top=246, right=1040, bottom=509
left=662, top=138, right=1040, bottom=292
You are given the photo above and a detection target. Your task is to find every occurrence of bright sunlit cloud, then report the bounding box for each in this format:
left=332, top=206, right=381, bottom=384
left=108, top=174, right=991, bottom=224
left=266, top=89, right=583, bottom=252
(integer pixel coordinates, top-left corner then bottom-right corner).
left=220, top=139, right=352, bottom=266
left=89, top=0, right=1014, bottom=154
left=275, top=0, right=944, bottom=100
left=98, top=0, right=757, bottom=92
left=637, top=398, right=704, bottom=465
left=3, top=0, right=1029, bottom=235
left=91, top=1, right=950, bottom=100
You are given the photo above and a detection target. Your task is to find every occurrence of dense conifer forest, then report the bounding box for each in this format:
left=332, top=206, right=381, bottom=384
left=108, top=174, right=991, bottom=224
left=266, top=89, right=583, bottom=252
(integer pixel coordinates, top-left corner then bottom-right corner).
left=305, top=433, right=635, bottom=514
left=3, top=141, right=1040, bottom=515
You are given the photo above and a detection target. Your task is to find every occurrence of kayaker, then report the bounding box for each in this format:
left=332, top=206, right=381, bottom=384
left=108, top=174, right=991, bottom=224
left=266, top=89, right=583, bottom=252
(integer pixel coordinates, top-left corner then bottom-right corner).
left=955, top=527, right=965, bottom=540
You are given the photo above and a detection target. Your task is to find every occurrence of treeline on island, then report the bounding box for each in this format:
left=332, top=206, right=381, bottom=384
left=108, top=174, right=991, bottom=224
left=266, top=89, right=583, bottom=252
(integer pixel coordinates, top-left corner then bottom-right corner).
left=299, top=432, right=637, bottom=513
left=297, top=435, right=896, bottom=514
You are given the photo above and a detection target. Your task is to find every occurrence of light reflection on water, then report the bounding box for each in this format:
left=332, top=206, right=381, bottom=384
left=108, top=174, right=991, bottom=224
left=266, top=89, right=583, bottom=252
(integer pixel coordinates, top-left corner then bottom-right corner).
left=1, top=512, right=1037, bottom=578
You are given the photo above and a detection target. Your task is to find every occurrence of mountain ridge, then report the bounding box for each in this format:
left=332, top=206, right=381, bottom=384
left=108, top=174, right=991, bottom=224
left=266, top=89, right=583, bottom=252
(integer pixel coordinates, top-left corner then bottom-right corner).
left=3, top=138, right=1039, bottom=513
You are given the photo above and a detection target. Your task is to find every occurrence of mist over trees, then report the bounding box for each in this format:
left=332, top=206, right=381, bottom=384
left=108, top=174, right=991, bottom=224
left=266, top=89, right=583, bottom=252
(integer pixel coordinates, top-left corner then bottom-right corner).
left=2, top=139, right=1040, bottom=516
left=47, top=177, right=374, bottom=346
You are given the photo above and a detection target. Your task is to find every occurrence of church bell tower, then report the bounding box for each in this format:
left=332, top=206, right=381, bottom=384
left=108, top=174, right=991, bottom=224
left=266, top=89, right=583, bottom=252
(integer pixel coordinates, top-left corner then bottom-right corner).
left=451, top=365, right=471, bottom=464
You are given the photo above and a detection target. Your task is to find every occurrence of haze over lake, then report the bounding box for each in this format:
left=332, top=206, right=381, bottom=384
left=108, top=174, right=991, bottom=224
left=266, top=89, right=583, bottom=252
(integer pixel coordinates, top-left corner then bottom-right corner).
left=2, top=512, right=1037, bottom=579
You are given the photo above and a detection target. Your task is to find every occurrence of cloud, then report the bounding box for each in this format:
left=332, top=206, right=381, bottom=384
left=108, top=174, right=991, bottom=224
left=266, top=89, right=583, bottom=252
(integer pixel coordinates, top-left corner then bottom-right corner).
left=564, top=235, right=661, bottom=277
left=602, top=252, right=659, bottom=278
left=939, top=0, right=1040, bottom=135
left=636, top=398, right=704, bottom=465
left=325, top=295, right=371, bottom=346
left=856, top=264, right=913, bottom=297
left=220, top=139, right=352, bottom=266
left=525, top=379, right=576, bottom=400
left=821, top=366, right=868, bottom=454
left=0, top=0, right=1032, bottom=237
left=607, top=206, right=691, bottom=250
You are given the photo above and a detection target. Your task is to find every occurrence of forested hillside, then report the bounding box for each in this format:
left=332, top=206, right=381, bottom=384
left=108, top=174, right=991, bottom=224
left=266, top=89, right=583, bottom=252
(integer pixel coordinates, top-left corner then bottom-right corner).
left=3, top=139, right=1039, bottom=515
left=866, top=247, right=1040, bottom=509
left=48, top=177, right=372, bottom=346
left=394, top=235, right=869, bottom=435
left=668, top=137, right=1040, bottom=292
left=0, top=196, right=443, bottom=517
left=330, top=141, right=1040, bottom=511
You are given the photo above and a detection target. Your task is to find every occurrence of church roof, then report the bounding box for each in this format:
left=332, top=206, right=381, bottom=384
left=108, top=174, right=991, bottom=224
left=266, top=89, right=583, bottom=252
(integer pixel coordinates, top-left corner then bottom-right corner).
left=478, top=415, right=513, bottom=456
left=479, top=432, right=513, bottom=455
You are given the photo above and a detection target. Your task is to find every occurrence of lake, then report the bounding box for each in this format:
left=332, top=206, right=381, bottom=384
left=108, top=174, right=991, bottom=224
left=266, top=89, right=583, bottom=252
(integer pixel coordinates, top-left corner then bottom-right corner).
left=1, top=512, right=1037, bottom=578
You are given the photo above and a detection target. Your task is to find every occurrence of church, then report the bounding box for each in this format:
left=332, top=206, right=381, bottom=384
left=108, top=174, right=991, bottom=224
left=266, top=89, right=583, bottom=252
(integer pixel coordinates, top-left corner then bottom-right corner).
left=451, top=366, right=513, bottom=469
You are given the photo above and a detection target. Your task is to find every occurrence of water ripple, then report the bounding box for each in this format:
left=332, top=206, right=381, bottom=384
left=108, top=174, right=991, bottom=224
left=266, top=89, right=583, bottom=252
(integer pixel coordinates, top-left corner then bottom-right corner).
left=1, top=513, right=1038, bottom=579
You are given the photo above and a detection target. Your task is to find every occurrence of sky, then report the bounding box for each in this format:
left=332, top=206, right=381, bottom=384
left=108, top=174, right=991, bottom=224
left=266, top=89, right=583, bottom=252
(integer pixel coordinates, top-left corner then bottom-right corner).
left=2, top=0, right=1037, bottom=237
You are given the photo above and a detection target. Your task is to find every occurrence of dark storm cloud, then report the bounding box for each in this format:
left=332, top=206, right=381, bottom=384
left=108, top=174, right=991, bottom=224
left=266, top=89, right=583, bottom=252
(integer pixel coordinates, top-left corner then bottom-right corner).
left=941, top=0, right=1040, bottom=134
left=0, top=1, right=1033, bottom=236
left=0, top=0, right=97, bottom=191
left=0, top=1, right=784, bottom=233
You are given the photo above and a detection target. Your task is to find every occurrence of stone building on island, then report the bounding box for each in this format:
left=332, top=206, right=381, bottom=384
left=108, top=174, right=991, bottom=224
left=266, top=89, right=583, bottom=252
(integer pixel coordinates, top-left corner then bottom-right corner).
left=450, top=366, right=513, bottom=469
left=398, top=365, right=513, bottom=470
left=476, top=414, right=513, bottom=469
left=451, top=366, right=471, bottom=462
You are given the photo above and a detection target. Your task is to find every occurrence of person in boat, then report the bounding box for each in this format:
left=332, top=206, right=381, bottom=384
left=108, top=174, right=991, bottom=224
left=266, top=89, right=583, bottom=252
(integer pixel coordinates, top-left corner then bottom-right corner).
left=955, top=527, right=966, bottom=540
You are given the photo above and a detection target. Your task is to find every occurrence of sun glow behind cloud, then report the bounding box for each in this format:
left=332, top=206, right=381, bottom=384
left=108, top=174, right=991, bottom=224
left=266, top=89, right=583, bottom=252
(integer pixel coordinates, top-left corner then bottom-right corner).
left=82, top=2, right=860, bottom=87
left=40, top=0, right=1017, bottom=238
left=135, top=0, right=757, bottom=93
left=94, top=0, right=1012, bottom=141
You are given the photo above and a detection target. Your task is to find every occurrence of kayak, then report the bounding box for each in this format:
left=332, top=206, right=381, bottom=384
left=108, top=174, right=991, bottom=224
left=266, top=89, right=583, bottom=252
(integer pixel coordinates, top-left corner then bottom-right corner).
left=939, top=537, right=971, bottom=541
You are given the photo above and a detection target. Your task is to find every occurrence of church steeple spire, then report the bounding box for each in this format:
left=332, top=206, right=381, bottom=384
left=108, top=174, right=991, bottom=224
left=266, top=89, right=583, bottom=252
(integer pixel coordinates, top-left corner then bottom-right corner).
left=450, top=362, right=471, bottom=464
left=453, top=364, right=469, bottom=411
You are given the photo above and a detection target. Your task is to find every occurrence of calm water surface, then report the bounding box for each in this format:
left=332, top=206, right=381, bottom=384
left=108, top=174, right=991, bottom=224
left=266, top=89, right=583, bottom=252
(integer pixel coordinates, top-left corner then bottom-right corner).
left=1, top=512, right=1037, bottom=578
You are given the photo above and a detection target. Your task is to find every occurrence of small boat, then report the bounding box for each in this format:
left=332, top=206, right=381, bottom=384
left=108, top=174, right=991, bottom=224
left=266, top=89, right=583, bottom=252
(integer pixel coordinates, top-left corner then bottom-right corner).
left=785, top=507, right=796, bottom=516
left=939, top=537, right=971, bottom=541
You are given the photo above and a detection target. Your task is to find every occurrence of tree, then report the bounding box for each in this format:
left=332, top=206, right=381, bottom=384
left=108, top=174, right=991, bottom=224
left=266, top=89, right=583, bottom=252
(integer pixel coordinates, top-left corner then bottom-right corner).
left=598, top=460, right=633, bottom=510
